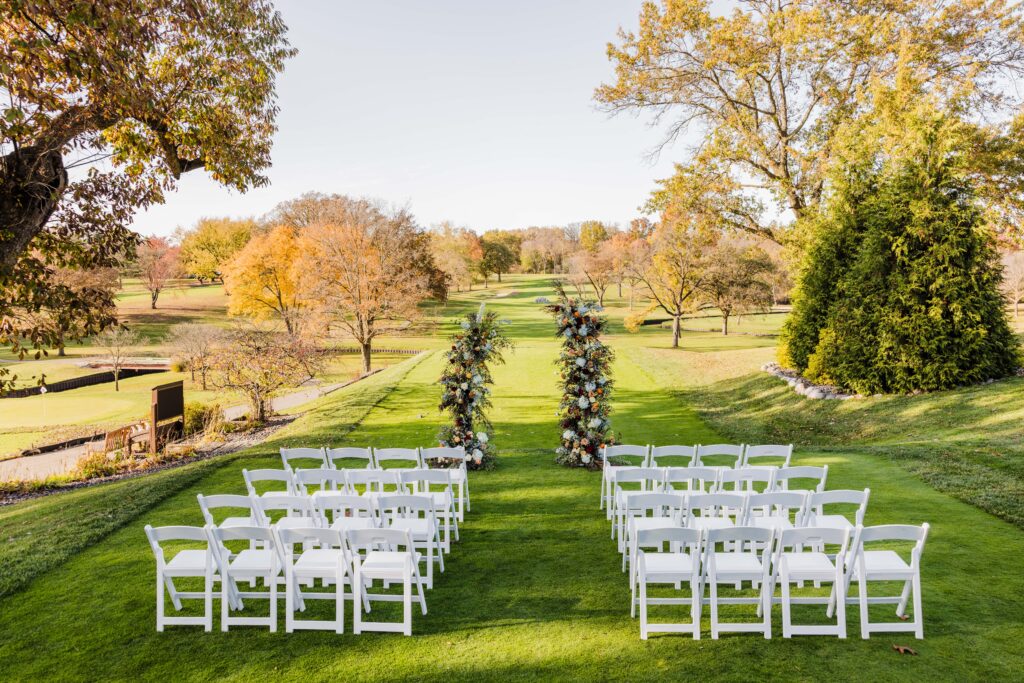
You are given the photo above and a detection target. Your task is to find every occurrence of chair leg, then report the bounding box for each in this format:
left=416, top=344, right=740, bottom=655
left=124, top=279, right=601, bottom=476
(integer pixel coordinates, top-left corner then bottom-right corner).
left=336, top=570, right=345, bottom=634
left=639, top=576, right=648, bottom=640
left=353, top=566, right=362, bottom=635
left=896, top=578, right=913, bottom=617
left=835, top=570, right=847, bottom=639
left=155, top=571, right=165, bottom=632
left=269, top=571, right=277, bottom=633
left=403, top=570, right=412, bottom=636
left=912, top=572, right=924, bottom=639
left=691, top=576, right=702, bottom=640
left=710, top=576, right=719, bottom=640
left=285, top=569, right=294, bottom=633
left=221, top=575, right=231, bottom=632
left=858, top=577, right=869, bottom=639
left=204, top=571, right=213, bottom=632
left=781, top=568, right=791, bottom=638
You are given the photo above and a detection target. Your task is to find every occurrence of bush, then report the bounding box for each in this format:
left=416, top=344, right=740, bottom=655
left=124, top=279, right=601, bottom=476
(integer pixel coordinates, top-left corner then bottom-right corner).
left=71, top=450, right=124, bottom=480
left=169, top=357, right=186, bottom=372
left=183, top=401, right=222, bottom=436
left=782, top=151, right=1020, bottom=393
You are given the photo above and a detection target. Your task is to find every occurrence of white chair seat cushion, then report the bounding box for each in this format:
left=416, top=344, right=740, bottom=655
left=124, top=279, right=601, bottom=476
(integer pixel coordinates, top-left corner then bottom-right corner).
left=165, top=549, right=209, bottom=574
left=641, top=552, right=696, bottom=575
left=360, top=551, right=423, bottom=572
left=780, top=552, right=835, bottom=576
left=388, top=518, right=431, bottom=537
left=710, top=552, right=763, bottom=574
left=229, top=549, right=277, bottom=572
left=855, top=550, right=912, bottom=577
left=294, top=549, right=346, bottom=571
left=811, top=515, right=853, bottom=530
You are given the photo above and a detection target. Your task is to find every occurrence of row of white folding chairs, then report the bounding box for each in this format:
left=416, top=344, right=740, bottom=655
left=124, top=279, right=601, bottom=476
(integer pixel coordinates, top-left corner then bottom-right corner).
left=600, top=444, right=794, bottom=514
left=145, top=522, right=430, bottom=635
left=614, top=488, right=867, bottom=562
left=608, top=465, right=829, bottom=526
left=281, top=446, right=470, bottom=520
left=628, top=522, right=929, bottom=641
left=245, top=464, right=468, bottom=524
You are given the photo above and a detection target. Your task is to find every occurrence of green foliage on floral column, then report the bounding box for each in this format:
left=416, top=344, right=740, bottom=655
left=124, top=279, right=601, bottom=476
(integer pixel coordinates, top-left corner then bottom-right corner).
left=437, top=304, right=512, bottom=469
left=546, top=283, right=615, bottom=467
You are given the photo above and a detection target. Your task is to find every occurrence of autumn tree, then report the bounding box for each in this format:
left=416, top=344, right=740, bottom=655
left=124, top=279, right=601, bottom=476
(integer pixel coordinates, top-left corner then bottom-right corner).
left=167, top=323, right=224, bottom=390
left=0, top=1, right=295, bottom=391
left=630, top=220, right=716, bottom=347
left=298, top=198, right=434, bottom=374
left=598, top=0, right=1024, bottom=242
left=1001, top=250, right=1024, bottom=317
left=579, top=220, right=611, bottom=254
left=478, top=237, right=516, bottom=287
left=431, top=222, right=482, bottom=293
left=699, top=240, right=775, bottom=335
left=208, top=322, right=322, bottom=422
left=96, top=326, right=141, bottom=392
left=178, top=218, right=254, bottom=283
left=222, top=225, right=303, bottom=333
left=136, top=236, right=180, bottom=309
left=569, top=242, right=617, bottom=307
left=26, top=266, right=118, bottom=357
left=482, top=230, right=522, bottom=280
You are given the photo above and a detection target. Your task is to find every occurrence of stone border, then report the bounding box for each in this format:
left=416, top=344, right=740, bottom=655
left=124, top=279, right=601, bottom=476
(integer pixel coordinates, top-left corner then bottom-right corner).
left=761, top=362, right=855, bottom=400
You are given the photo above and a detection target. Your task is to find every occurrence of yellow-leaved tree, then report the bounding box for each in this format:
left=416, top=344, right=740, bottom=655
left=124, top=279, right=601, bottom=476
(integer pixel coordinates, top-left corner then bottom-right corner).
left=222, top=225, right=303, bottom=333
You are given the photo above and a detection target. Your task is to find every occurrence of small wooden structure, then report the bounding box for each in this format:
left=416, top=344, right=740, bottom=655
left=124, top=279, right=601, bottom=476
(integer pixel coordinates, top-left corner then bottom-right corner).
left=150, top=380, right=185, bottom=455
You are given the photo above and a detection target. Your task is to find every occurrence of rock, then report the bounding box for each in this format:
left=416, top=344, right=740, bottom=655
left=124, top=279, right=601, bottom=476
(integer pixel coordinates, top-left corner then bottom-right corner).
left=794, top=384, right=807, bottom=395
left=807, top=388, right=826, bottom=399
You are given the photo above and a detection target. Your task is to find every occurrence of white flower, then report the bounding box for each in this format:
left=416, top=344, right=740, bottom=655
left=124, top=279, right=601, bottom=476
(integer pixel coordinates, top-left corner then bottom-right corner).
left=588, top=417, right=602, bottom=428
left=578, top=325, right=588, bottom=336
left=463, top=352, right=472, bottom=360
left=473, top=374, right=483, bottom=384
left=578, top=396, right=590, bottom=409
left=581, top=454, right=592, bottom=464
left=460, top=382, right=469, bottom=390
left=585, top=382, right=596, bottom=392
left=461, top=321, right=470, bottom=330
left=562, top=429, right=575, bottom=440
left=575, top=358, right=586, bottom=367
left=477, top=432, right=489, bottom=443
left=472, top=449, right=483, bottom=464
left=579, top=304, right=588, bottom=314
left=563, top=328, right=573, bottom=337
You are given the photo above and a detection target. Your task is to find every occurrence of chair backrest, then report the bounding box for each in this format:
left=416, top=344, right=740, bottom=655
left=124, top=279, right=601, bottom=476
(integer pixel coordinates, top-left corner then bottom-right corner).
left=325, top=446, right=374, bottom=470
left=744, top=491, right=807, bottom=523
left=144, top=525, right=209, bottom=563
left=280, top=447, right=327, bottom=471
left=197, top=493, right=263, bottom=526
left=715, top=467, right=776, bottom=493
left=685, top=493, right=747, bottom=523
left=613, top=467, right=664, bottom=489
left=636, top=526, right=702, bottom=552
left=277, top=526, right=345, bottom=552
left=705, top=525, right=774, bottom=551
left=850, top=523, right=929, bottom=576
left=647, top=445, right=697, bottom=467
left=346, top=527, right=413, bottom=557
left=420, top=446, right=467, bottom=467
left=213, top=524, right=276, bottom=545
left=779, top=526, right=849, bottom=551
left=695, top=444, right=744, bottom=468
left=255, top=494, right=316, bottom=522
left=377, top=493, right=433, bottom=518
left=346, top=468, right=404, bottom=494
left=293, top=468, right=348, bottom=495
left=601, top=444, right=649, bottom=467
left=315, top=493, right=378, bottom=526
left=663, top=466, right=719, bottom=493
left=773, top=465, right=827, bottom=493
left=623, top=492, right=686, bottom=517
left=743, top=443, right=793, bottom=467
left=399, top=468, right=453, bottom=496
left=805, top=488, right=870, bottom=526
left=373, top=447, right=422, bottom=469
left=242, top=468, right=296, bottom=496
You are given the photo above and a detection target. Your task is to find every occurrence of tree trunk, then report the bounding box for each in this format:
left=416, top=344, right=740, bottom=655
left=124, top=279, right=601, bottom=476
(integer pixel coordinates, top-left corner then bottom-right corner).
left=150, top=289, right=159, bottom=309
left=0, top=148, right=67, bottom=278
left=200, top=367, right=207, bottom=391
left=114, top=367, right=120, bottom=392
left=360, top=341, right=372, bottom=375
left=497, top=271, right=502, bottom=283
left=722, top=314, right=729, bottom=335
left=618, top=281, right=622, bottom=298
left=671, top=314, right=681, bottom=348
left=58, top=346, right=66, bottom=357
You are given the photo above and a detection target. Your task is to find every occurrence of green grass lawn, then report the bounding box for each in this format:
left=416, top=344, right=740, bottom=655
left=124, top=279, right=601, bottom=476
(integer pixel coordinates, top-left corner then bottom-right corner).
left=0, top=276, right=1022, bottom=680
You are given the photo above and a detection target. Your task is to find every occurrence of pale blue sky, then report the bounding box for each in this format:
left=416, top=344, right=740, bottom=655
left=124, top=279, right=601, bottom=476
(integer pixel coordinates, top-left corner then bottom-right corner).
left=133, top=0, right=696, bottom=236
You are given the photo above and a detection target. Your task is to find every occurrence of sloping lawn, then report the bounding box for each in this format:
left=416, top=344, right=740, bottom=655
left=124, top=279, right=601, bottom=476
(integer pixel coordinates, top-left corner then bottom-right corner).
left=0, top=281, right=1021, bottom=680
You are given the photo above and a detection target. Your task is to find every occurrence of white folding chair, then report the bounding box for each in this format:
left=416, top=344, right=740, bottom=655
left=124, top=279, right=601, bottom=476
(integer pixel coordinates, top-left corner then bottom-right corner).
left=316, top=493, right=380, bottom=534
left=622, top=492, right=686, bottom=574
left=400, top=469, right=459, bottom=551
left=694, top=444, right=744, bottom=469
left=634, top=527, right=704, bottom=640
left=846, top=523, right=929, bottom=639
left=612, top=467, right=665, bottom=547
left=803, top=489, right=870, bottom=531
left=277, top=526, right=350, bottom=633
left=743, top=444, right=793, bottom=468
left=347, top=527, right=427, bottom=636
left=769, top=526, right=850, bottom=638
left=421, top=446, right=470, bottom=521
left=197, top=493, right=265, bottom=529
left=373, top=447, right=423, bottom=471
left=714, top=467, right=776, bottom=494
left=772, top=466, right=828, bottom=495
left=600, top=444, right=649, bottom=518
left=294, top=468, right=348, bottom=497
left=703, top=526, right=775, bottom=639
left=242, top=468, right=297, bottom=499
left=255, top=494, right=319, bottom=532
left=280, top=447, right=328, bottom=471
left=743, top=492, right=807, bottom=533
left=663, top=466, right=719, bottom=494
left=325, top=446, right=375, bottom=470
left=647, top=445, right=698, bottom=468
left=211, top=525, right=284, bottom=632
left=144, top=525, right=216, bottom=631
left=377, top=494, right=444, bottom=589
